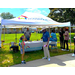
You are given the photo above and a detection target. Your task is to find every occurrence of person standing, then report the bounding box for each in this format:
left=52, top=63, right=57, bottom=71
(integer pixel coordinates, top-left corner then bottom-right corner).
left=41, top=27, right=50, bottom=61
left=24, top=28, right=31, bottom=41
left=20, top=36, right=26, bottom=64
left=63, top=27, right=69, bottom=51
left=59, top=28, right=65, bottom=49
left=50, top=29, right=57, bottom=49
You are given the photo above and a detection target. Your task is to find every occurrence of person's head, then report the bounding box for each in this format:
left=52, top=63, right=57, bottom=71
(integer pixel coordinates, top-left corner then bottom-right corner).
left=52, top=30, right=53, bottom=32
left=41, top=27, right=46, bottom=33
left=53, top=29, right=55, bottom=33
left=60, top=28, right=63, bottom=31
left=27, top=28, right=29, bottom=31
left=52, top=29, right=55, bottom=33
left=20, top=36, right=25, bottom=42
left=65, top=27, right=68, bottom=31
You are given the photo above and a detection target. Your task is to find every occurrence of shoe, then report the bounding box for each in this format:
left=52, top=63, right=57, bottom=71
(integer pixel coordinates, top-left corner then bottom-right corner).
left=72, top=54, right=75, bottom=57
left=60, top=47, right=62, bottom=49
left=48, top=58, right=50, bottom=61
left=42, top=57, right=47, bottom=59
left=61, top=49, right=64, bottom=50
left=21, top=61, right=26, bottom=64
left=66, top=50, right=69, bottom=51
left=23, top=60, right=26, bottom=64
left=21, top=62, right=24, bottom=64
left=61, top=49, right=66, bottom=51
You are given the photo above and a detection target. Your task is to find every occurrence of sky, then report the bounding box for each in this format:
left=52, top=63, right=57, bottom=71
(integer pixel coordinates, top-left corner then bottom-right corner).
left=0, top=8, right=50, bottom=17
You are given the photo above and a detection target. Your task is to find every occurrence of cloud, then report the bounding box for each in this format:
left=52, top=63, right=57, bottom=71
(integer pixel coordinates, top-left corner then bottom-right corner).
left=42, top=10, right=48, bottom=15
left=25, top=8, right=41, bottom=14
left=24, top=8, right=50, bottom=16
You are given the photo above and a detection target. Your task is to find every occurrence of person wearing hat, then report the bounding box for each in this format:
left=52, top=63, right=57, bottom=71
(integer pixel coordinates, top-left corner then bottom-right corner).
left=62, top=27, right=69, bottom=51
left=41, top=27, right=50, bottom=61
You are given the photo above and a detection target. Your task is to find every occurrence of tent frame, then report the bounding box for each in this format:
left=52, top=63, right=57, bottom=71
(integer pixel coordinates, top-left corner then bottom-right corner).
left=2, top=24, right=75, bottom=52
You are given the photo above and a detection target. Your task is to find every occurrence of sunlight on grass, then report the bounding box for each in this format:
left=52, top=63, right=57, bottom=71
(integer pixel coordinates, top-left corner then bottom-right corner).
left=0, top=33, right=75, bottom=67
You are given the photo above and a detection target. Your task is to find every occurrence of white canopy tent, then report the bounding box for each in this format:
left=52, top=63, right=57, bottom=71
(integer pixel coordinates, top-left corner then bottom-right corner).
left=1, top=12, right=70, bottom=27
left=0, top=12, right=71, bottom=50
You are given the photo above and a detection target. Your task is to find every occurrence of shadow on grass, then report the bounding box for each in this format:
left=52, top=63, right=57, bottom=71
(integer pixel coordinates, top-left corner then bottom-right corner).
left=0, top=46, right=74, bottom=67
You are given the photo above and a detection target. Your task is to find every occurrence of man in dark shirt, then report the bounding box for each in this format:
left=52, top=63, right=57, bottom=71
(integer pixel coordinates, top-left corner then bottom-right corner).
left=59, top=28, right=65, bottom=49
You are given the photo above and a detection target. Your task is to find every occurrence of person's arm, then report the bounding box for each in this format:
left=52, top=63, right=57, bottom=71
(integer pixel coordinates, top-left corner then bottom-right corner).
left=46, top=37, right=50, bottom=46
left=24, top=32, right=27, bottom=41
left=41, top=36, right=43, bottom=39
left=24, top=33, right=25, bottom=36
left=46, top=37, right=49, bottom=47
left=46, top=32, right=50, bottom=47
left=59, top=32, right=61, bottom=37
left=24, top=32, right=26, bottom=36
left=63, top=31, right=67, bottom=35
left=64, top=31, right=68, bottom=37
left=29, top=32, right=31, bottom=38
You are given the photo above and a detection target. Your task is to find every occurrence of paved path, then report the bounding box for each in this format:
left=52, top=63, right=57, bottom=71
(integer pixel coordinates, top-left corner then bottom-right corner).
left=11, top=53, right=75, bottom=67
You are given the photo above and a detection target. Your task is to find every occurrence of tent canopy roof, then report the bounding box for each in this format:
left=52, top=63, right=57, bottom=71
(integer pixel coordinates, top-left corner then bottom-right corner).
left=1, top=12, right=70, bottom=27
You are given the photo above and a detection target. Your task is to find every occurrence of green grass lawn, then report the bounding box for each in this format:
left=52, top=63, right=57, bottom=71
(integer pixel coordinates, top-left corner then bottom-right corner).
left=0, top=32, right=75, bottom=67
left=1, top=32, right=74, bottom=43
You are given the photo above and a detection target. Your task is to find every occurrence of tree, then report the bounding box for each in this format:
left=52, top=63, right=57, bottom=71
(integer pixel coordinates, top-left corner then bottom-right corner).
left=48, top=8, right=75, bottom=25
left=1, top=12, right=15, bottom=19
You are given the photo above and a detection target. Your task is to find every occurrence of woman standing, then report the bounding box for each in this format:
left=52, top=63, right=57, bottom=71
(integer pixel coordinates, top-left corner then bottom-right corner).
left=20, top=36, right=26, bottom=64
left=50, top=29, right=57, bottom=49
left=63, top=27, right=69, bottom=51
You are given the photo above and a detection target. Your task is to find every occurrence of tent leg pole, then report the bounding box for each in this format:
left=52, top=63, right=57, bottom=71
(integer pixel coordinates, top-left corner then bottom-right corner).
left=70, top=25, right=71, bottom=52
left=49, top=27, right=50, bottom=34
left=4, top=25, right=5, bottom=41
left=16, top=32, right=17, bottom=43
left=0, top=24, right=2, bottom=48
left=15, top=31, right=17, bottom=44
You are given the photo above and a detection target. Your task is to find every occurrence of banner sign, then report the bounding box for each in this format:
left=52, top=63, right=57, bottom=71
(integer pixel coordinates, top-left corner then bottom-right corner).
left=17, top=15, right=50, bottom=21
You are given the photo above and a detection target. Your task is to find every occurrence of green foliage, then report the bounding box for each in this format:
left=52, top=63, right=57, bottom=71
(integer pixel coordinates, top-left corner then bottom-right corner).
left=48, top=8, right=75, bottom=25
left=1, top=12, right=15, bottom=19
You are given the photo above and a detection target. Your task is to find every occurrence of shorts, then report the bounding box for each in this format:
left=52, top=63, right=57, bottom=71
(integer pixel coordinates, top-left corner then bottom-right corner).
left=20, top=45, right=25, bottom=54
